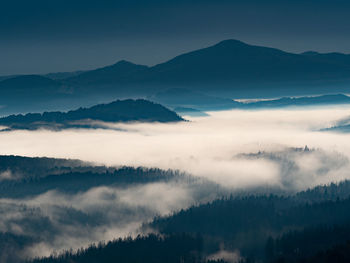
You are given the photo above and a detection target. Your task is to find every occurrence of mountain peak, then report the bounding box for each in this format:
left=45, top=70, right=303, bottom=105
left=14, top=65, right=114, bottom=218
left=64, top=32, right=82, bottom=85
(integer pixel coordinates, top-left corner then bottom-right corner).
left=112, top=60, right=138, bottom=67
left=65, top=60, right=148, bottom=85
left=213, top=39, right=249, bottom=48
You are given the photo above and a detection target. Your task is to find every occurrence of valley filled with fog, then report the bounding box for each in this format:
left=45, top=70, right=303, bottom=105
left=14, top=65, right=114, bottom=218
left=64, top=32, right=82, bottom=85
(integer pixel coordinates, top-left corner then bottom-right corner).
left=1, top=106, right=350, bottom=260
left=1, top=106, right=350, bottom=189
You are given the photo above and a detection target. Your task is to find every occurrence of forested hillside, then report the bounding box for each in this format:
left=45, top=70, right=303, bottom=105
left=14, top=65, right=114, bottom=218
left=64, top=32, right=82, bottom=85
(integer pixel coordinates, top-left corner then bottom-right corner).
left=0, top=99, right=183, bottom=130
left=21, top=176, right=350, bottom=263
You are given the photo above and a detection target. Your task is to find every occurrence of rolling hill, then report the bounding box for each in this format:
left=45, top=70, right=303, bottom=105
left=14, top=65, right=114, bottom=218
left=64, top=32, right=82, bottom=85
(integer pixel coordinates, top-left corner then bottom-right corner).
left=0, top=99, right=183, bottom=130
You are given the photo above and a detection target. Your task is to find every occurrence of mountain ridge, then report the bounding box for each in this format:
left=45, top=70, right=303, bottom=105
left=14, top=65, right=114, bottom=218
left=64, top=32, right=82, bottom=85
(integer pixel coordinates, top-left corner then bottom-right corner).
left=2, top=39, right=350, bottom=113
left=60, top=39, right=350, bottom=98
left=0, top=99, right=183, bottom=130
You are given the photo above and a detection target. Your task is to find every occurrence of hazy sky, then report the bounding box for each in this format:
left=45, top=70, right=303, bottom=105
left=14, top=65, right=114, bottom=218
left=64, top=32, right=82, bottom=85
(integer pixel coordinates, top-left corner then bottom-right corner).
left=1, top=0, right=350, bottom=75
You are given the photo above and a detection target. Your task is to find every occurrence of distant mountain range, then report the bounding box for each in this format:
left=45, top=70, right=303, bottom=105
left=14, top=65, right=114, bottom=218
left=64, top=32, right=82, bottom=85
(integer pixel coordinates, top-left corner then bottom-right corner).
left=239, top=93, right=350, bottom=109
left=173, top=107, right=209, bottom=117
left=151, top=89, right=350, bottom=112
left=66, top=60, right=148, bottom=86
left=150, top=88, right=240, bottom=111
left=0, top=75, right=67, bottom=99
left=0, top=99, right=183, bottom=131
left=322, top=112, right=350, bottom=132
left=62, top=39, right=350, bottom=96
left=1, top=39, right=350, bottom=113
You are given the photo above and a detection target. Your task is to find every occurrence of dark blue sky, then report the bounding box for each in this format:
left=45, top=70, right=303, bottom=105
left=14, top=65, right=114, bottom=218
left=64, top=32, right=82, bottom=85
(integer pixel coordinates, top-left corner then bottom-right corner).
left=1, top=0, right=350, bottom=75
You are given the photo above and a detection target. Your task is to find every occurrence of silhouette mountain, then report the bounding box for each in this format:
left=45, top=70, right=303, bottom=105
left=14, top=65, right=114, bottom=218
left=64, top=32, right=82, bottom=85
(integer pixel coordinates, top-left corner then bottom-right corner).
left=146, top=40, right=330, bottom=80
left=149, top=88, right=239, bottom=110
left=240, top=94, right=350, bottom=109
left=61, top=39, right=350, bottom=97
left=66, top=60, right=149, bottom=86
left=149, top=89, right=350, bottom=111
left=0, top=99, right=183, bottom=130
left=2, top=39, right=350, bottom=113
left=301, top=51, right=350, bottom=67
left=0, top=75, right=73, bottom=114
left=60, top=40, right=350, bottom=86
left=45, top=70, right=87, bottom=80
left=0, top=75, right=65, bottom=97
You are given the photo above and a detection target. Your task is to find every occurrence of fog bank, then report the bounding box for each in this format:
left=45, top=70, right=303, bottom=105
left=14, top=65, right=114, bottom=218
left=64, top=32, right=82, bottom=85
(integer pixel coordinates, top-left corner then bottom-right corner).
left=1, top=107, right=350, bottom=190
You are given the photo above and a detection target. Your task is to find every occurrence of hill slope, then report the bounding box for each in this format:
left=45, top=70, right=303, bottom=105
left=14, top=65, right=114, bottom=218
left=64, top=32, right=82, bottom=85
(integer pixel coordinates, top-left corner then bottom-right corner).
left=0, top=99, right=183, bottom=130
left=0, top=75, right=67, bottom=98
left=66, top=60, right=149, bottom=86
left=145, top=40, right=350, bottom=83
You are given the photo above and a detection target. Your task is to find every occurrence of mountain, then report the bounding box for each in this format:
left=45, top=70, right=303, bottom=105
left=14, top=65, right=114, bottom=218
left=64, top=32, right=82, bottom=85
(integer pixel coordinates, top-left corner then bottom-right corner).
left=61, top=39, right=350, bottom=98
left=301, top=51, right=350, bottom=67
left=0, top=75, right=74, bottom=114
left=44, top=70, right=87, bottom=80
left=0, top=75, right=65, bottom=97
left=149, top=90, right=350, bottom=111
left=65, top=60, right=149, bottom=87
left=146, top=40, right=350, bottom=81
left=2, top=39, right=350, bottom=114
left=142, top=40, right=350, bottom=96
left=0, top=62, right=149, bottom=114
left=0, top=74, right=20, bottom=82
left=149, top=88, right=239, bottom=110
left=0, top=99, right=183, bottom=130
left=240, top=94, right=350, bottom=109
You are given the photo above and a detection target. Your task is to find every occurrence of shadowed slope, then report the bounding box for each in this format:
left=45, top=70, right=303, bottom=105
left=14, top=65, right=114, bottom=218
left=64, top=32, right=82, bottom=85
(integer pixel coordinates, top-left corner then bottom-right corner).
left=0, top=99, right=183, bottom=130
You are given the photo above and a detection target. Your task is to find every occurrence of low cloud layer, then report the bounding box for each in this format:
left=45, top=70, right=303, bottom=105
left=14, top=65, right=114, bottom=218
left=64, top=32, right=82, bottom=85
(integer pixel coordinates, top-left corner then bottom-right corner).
left=0, top=182, right=201, bottom=259
left=1, top=106, right=350, bottom=259
left=1, top=106, right=350, bottom=190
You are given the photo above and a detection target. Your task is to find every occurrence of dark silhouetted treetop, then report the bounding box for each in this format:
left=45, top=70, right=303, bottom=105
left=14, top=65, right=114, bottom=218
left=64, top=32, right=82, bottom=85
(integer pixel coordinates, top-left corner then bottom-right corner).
left=29, top=234, right=203, bottom=263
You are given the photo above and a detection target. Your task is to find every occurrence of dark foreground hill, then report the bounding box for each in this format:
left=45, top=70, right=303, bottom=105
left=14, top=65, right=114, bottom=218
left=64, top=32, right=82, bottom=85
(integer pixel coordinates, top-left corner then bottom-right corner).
left=0, top=99, right=183, bottom=130
left=1, top=155, right=350, bottom=263
left=0, top=155, right=221, bottom=263
left=29, top=234, right=204, bottom=263
left=24, top=179, right=350, bottom=263
left=149, top=184, right=350, bottom=262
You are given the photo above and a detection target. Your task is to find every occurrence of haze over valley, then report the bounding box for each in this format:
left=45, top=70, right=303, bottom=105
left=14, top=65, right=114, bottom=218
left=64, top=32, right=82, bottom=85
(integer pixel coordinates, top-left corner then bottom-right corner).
left=1, top=105, right=350, bottom=262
